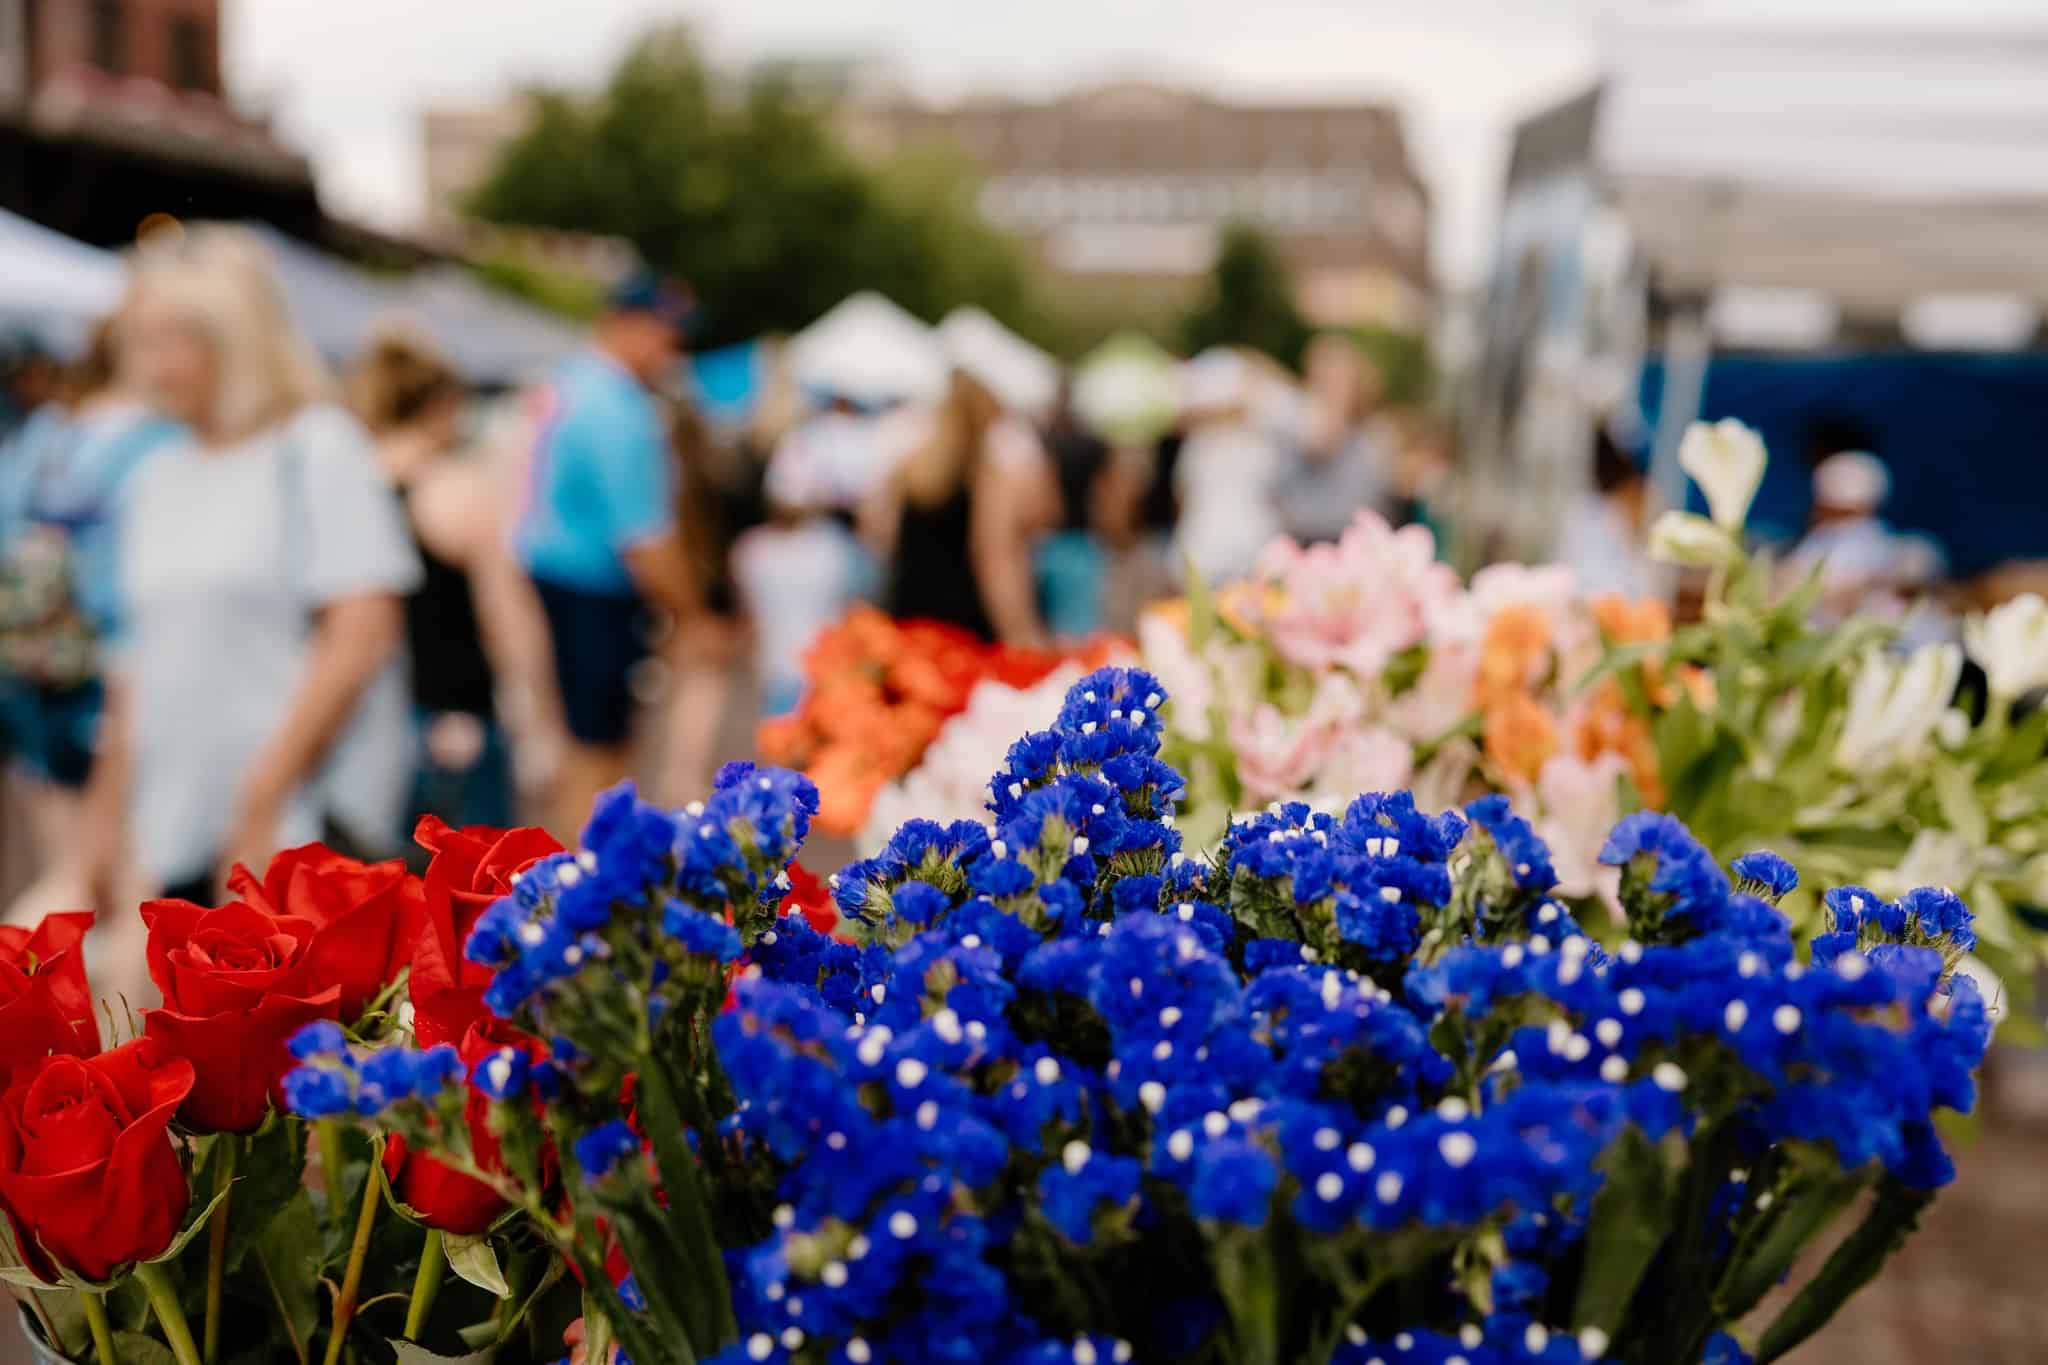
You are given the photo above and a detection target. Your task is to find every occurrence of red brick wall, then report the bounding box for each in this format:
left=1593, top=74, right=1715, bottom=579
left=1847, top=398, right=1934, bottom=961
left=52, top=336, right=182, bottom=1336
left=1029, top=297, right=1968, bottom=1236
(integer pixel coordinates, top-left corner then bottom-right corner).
left=31, top=0, right=221, bottom=94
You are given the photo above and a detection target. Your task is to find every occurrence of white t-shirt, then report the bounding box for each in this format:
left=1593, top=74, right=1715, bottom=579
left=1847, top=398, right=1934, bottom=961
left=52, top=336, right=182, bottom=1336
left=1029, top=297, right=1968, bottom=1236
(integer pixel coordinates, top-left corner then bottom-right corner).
left=1556, top=491, right=1652, bottom=598
left=731, top=518, right=861, bottom=712
left=117, top=404, right=422, bottom=883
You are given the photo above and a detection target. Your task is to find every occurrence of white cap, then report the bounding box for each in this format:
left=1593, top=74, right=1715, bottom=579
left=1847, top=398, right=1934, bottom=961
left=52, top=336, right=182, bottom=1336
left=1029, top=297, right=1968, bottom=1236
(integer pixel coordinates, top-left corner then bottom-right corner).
left=1813, top=451, right=1889, bottom=511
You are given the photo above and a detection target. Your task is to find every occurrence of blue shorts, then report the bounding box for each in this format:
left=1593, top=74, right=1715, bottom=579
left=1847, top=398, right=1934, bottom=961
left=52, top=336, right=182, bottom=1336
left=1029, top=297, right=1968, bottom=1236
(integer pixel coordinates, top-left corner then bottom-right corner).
left=531, top=576, right=650, bottom=748
left=0, top=675, right=102, bottom=789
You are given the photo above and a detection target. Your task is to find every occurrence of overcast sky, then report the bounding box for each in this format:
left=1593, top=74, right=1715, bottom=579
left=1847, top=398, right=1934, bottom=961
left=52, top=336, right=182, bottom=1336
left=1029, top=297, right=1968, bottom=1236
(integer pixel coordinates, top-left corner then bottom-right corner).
left=225, top=0, right=1603, bottom=286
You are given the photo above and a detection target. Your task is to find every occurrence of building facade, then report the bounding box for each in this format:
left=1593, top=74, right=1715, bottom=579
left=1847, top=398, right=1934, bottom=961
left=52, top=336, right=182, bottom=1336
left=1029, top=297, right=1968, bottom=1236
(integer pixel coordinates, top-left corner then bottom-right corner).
left=0, top=0, right=317, bottom=245
left=849, top=82, right=1433, bottom=330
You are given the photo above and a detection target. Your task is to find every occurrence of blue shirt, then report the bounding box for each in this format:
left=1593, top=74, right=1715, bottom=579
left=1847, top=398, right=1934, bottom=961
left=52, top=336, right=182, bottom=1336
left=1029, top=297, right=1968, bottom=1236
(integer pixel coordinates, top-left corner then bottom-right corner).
left=515, top=350, right=675, bottom=596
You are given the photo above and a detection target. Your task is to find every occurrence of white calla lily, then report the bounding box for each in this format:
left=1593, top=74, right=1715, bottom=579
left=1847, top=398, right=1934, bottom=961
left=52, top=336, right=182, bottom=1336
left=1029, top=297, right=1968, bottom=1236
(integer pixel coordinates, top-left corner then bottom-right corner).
left=1964, top=592, right=2048, bottom=700
left=1678, top=419, right=1767, bottom=530
left=1834, top=643, right=1963, bottom=773
left=1647, top=510, right=1737, bottom=568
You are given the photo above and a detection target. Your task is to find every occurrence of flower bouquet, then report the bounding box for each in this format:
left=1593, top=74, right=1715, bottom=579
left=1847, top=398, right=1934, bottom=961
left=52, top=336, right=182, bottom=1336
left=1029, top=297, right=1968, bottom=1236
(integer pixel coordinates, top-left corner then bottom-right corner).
left=756, top=607, right=1121, bottom=836
left=0, top=834, right=637, bottom=1364
left=280, top=666, right=1987, bottom=1365
left=1137, top=420, right=2048, bottom=999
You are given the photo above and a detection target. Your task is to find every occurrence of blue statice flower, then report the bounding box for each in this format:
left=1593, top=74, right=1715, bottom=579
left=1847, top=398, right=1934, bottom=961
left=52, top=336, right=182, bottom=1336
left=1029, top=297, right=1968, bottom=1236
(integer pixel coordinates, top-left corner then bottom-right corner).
left=1599, top=810, right=1733, bottom=933
left=574, top=1120, right=643, bottom=1182
left=1466, top=794, right=1557, bottom=893
left=661, top=900, right=743, bottom=961
left=287, top=1019, right=347, bottom=1061
left=1036, top=1143, right=1141, bottom=1244
left=1732, top=849, right=1798, bottom=901
left=470, top=1045, right=531, bottom=1101
left=282, top=1065, right=353, bottom=1119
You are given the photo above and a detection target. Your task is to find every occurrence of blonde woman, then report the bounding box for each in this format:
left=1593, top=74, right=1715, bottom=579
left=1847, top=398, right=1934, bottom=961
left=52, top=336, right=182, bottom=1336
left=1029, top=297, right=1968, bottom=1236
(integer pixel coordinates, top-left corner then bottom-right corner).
left=112, top=227, right=419, bottom=902
left=861, top=371, right=1057, bottom=645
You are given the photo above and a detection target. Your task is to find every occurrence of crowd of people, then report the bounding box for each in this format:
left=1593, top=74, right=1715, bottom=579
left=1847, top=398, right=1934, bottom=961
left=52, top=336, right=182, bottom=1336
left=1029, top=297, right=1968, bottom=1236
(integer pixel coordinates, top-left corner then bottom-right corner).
left=0, top=226, right=1455, bottom=995
left=0, top=224, right=1976, bottom=1004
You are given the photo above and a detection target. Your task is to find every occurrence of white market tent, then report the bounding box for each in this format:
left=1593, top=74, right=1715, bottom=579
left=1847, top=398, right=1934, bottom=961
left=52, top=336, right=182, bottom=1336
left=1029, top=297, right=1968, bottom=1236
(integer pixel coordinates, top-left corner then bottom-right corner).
left=1597, top=0, right=2048, bottom=320
left=0, top=209, right=126, bottom=353
left=788, top=292, right=947, bottom=406
left=247, top=226, right=580, bottom=388
left=1594, top=0, right=2048, bottom=495
left=938, top=307, right=1060, bottom=417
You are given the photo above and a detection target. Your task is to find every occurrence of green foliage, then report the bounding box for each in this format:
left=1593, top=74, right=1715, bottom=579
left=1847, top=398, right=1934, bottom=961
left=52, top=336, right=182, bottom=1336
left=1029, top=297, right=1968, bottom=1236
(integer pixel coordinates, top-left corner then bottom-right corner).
left=1179, top=224, right=1311, bottom=367
left=1348, top=323, right=1433, bottom=405
left=468, top=256, right=604, bottom=322
left=467, top=27, right=1034, bottom=349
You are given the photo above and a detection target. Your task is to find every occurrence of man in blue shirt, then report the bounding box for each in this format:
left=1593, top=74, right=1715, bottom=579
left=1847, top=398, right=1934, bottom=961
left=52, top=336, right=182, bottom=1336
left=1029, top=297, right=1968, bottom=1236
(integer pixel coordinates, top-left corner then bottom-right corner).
left=516, top=271, right=701, bottom=837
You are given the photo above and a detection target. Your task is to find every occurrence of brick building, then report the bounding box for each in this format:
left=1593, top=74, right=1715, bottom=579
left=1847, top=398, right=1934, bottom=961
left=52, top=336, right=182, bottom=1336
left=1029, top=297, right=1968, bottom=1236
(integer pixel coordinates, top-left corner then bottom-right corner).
left=849, top=82, right=1433, bottom=330
left=0, top=0, right=319, bottom=246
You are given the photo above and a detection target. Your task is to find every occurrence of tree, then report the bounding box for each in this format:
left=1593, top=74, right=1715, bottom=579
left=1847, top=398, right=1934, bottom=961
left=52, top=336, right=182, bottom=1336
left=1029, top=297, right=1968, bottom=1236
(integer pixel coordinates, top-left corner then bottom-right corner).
left=1178, top=223, right=1311, bottom=366
left=466, top=26, right=1034, bottom=350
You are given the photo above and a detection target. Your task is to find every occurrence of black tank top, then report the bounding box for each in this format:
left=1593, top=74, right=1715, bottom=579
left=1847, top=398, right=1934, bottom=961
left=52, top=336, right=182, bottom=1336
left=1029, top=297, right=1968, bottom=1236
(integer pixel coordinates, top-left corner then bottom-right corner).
left=398, top=486, right=495, bottom=717
left=887, top=487, right=994, bottom=641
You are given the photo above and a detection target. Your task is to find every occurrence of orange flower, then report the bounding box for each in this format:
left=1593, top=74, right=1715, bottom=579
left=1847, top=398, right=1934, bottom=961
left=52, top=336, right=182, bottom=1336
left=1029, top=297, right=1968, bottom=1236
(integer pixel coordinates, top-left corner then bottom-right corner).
left=1474, top=603, right=1554, bottom=710
left=1482, top=692, right=1560, bottom=786
left=1589, top=593, right=1670, bottom=646
left=1575, top=679, right=1666, bottom=808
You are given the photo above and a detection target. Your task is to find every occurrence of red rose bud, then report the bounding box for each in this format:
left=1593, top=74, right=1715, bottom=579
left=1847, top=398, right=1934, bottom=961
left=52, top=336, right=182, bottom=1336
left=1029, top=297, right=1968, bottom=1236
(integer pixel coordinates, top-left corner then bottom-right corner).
left=384, top=1007, right=550, bottom=1235
left=0, top=1039, right=195, bottom=1283
left=778, top=863, right=837, bottom=935
left=140, top=899, right=340, bottom=1134
left=229, top=842, right=426, bottom=1020
left=410, top=817, right=564, bottom=1041
left=0, top=911, right=99, bottom=1088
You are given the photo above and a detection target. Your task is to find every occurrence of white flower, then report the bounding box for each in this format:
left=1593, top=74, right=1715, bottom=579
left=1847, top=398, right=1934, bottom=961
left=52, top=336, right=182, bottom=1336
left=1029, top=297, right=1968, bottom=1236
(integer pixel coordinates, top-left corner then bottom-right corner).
left=1834, top=643, right=1963, bottom=773
left=1647, top=511, right=1737, bottom=568
left=1678, top=418, right=1767, bottom=529
left=1964, top=593, right=2048, bottom=700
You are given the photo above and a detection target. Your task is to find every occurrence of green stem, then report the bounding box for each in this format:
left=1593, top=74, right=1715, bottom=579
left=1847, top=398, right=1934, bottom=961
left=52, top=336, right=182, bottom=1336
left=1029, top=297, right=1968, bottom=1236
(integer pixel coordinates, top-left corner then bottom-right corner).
left=135, top=1262, right=204, bottom=1365
left=315, top=1120, right=347, bottom=1226
left=634, top=1053, right=737, bottom=1349
left=204, top=1135, right=239, bottom=1363
left=321, top=1153, right=385, bottom=1365
left=403, top=1228, right=445, bottom=1342
left=81, top=1292, right=117, bottom=1365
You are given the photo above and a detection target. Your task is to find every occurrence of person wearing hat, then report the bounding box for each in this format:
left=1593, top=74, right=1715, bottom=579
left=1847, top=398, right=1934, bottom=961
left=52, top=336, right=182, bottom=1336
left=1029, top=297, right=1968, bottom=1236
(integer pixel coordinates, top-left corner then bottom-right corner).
left=1788, top=450, right=1904, bottom=624
left=514, top=269, right=704, bottom=838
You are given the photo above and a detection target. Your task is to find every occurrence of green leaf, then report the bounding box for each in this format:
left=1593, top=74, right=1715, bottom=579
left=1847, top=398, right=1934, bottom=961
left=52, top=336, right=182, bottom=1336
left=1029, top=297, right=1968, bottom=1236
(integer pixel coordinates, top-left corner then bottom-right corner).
left=1571, top=1127, right=1678, bottom=1337
left=112, top=1333, right=181, bottom=1365
left=199, top=1120, right=306, bottom=1274
left=1183, top=552, right=1217, bottom=653
left=442, top=1235, right=510, bottom=1299
left=252, top=1194, right=321, bottom=1365
left=1756, top=1179, right=1933, bottom=1363
left=1931, top=761, right=1990, bottom=849
left=390, top=1341, right=498, bottom=1364
left=144, top=1185, right=233, bottom=1268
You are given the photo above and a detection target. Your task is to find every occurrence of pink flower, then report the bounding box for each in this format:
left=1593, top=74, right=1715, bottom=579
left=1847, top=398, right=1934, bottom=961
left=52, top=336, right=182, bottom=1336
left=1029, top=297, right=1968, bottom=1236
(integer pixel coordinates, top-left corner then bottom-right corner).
left=1388, top=641, right=1479, bottom=743
left=1306, top=725, right=1415, bottom=806
left=1230, top=703, right=1337, bottom=804
left=1251, top=513, right=1460, bottom=679
left=1530, top=751, right=1630, bottom=903
left=1429, top=562, right=1581, bottom=646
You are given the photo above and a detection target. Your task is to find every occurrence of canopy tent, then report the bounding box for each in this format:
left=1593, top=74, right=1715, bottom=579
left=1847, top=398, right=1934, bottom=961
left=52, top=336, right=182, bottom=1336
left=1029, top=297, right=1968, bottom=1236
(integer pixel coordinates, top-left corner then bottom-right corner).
left=244, top=223, right=411, bottom=368
left=1072, top=332, right=1179, bottom=445
left=245, top=226, right=581, bottom=388
left=788, top=292, right=947, bottom=407
left=937, top=307, right=1060, bottom=417
left=1595, top=1, right=2048, bottom=519
left=407, top=267, right=582, bottom=389
left=1597, top=0, right=2048, bottom=321
left=0, top=208, right=126, bottom=353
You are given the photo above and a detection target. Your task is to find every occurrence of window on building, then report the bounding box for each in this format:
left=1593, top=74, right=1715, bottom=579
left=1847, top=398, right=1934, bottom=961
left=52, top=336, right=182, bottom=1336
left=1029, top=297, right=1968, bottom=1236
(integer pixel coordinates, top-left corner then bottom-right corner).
left=90, top=0, right=125, bottom=73
left=169, top=16, right=210, bottom=91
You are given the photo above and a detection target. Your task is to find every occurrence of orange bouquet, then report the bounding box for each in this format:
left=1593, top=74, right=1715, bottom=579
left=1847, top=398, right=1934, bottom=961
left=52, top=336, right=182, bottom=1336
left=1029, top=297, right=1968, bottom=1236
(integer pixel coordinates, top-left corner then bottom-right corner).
left=757, top=607, right=1123, bottom=834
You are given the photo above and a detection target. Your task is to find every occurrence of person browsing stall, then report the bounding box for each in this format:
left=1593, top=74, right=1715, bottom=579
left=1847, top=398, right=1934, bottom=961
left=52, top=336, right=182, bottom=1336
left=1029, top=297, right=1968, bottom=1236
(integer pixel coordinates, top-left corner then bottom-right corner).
left=515, top=271, right=703, bottom=839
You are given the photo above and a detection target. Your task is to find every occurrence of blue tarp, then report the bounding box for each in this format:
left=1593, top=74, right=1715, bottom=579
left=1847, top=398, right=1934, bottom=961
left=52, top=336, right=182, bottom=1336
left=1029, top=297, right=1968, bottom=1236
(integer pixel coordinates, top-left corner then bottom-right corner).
left=1640, top=351, right=2048, bottom=577
left=690, top=340, right=764, bottom=428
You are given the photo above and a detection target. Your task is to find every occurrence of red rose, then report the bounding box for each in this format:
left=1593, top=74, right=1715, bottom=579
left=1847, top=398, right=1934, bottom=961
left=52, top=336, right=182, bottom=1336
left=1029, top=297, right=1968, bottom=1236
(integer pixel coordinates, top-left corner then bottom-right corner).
left=410, top=817, right=563, bottom=1042
left=778, top=864, right=837, bottom=936
left=383, top=1006, right=548, bottom=1235
left=0, top=911, right=99, bottom=1088
left=140, top=899, right=339, bottom=1133
left=229, top=842, right=426, bottom=1020
left=0, top=1038, right=194, bottom=1283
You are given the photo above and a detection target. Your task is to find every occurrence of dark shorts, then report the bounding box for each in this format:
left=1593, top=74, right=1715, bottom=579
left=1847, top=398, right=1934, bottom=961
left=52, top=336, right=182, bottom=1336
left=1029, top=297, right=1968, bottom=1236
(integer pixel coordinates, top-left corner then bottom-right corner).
left=0, top=675, right=102, bottom=789
left=531, top=576, right=650, bottom=748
